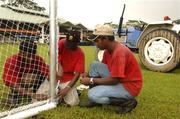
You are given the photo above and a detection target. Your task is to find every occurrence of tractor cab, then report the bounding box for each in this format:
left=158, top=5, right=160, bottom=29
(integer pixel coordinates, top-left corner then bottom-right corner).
left=121, top=20, right=147, bottom=49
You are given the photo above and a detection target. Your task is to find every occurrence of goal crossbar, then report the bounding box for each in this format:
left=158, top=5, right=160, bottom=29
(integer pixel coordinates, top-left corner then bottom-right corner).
left=0, top=100, right=57, bottom=119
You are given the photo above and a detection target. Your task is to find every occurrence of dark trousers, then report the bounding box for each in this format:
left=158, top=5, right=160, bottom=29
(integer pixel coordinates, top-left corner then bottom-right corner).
left=9, top=75, right=46, bottom=103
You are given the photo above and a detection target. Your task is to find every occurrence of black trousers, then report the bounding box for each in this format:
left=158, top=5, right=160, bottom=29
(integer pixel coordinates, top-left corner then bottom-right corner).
left=9, top=75, right=46, bottom=102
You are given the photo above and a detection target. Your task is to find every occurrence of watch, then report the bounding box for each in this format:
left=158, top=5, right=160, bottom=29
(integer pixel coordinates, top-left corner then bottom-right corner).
left=89, top=78, right=94, bottom=84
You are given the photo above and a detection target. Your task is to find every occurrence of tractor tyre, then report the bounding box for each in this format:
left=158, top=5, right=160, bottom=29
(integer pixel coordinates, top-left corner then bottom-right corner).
left=138, top=28, right=180, bottom=72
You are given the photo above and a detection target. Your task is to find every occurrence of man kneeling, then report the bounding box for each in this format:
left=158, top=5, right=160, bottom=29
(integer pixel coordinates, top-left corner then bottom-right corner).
left=80, top=24, right=143, bottom=114
left=2, top=40, right=49, bottom=106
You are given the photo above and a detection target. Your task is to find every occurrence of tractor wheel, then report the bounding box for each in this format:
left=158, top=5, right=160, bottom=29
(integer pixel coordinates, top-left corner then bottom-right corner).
left=138, top=28, right=180, bottom=72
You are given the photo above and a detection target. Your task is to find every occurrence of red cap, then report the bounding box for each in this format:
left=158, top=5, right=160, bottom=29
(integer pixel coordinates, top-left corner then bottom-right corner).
left=164, top=16, right=171, bottom=21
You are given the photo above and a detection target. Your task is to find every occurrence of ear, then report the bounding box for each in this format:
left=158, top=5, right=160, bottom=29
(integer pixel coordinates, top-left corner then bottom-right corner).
left=101, top=38, right=107, bottom=43
left=95, top=37, right=105, bottom=43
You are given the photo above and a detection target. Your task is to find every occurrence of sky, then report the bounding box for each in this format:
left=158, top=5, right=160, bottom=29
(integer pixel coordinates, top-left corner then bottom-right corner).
left=1, top=0, right=180, bottom=29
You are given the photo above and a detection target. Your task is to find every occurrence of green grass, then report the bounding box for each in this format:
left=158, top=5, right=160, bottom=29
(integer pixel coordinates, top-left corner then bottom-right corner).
left=39, top=47, right=180, bottom=119
left=1, top=44, right=180, bottom=119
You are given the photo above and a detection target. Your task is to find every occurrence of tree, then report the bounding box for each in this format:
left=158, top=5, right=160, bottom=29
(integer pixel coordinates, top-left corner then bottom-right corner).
left=6, top=0, right=46, bottom=12
left=0, top=0, right=6, bottom=2
left=0, top=0, right=6, bottom=4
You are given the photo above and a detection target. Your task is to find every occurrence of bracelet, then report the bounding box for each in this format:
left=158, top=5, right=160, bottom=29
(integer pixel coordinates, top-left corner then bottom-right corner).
left=89, top=78, right=94, bottom=84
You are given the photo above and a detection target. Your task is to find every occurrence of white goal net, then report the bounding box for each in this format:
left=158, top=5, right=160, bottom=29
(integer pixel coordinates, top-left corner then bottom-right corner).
left=0, top=0, right=58, bottom=118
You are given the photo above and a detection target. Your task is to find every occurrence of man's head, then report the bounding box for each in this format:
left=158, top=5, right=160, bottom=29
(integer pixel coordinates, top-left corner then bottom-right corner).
left=89, top=24, right=115, bottom=50
left=19, top=40, right=37, bottom=62
left=65, top=30, right=80, bottom=50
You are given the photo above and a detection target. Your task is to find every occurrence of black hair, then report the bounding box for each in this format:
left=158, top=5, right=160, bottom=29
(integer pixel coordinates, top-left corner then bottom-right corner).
left=97, top=35, right=115, bottom=41
left=66, top=30, right=81, bottom=43
left=19, top=40, right=37, bottom=54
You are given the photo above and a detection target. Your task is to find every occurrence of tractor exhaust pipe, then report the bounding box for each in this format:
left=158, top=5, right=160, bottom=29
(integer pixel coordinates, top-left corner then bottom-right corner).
left=117, top=4, right=126, bottom=37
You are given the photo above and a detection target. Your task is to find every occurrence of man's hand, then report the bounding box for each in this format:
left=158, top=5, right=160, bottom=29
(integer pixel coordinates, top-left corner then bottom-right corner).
left=58, top=87, right=70, bottom=99
left=80, top=72, right=88, bottom=78
left=32, top=94, right=49, bottom=101
left=80, top=77, right=90, bottom=86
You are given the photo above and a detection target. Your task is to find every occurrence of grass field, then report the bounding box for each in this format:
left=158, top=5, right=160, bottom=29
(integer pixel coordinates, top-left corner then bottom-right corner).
left=0, top=44, right=180, bottom=119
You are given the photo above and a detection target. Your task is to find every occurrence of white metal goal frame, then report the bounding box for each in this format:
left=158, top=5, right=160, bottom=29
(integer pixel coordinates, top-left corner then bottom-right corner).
left=0, top=0, right=58, bottom=118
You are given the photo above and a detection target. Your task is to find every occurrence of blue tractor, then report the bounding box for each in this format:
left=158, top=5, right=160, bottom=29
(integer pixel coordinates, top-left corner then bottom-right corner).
left=119, top=19, right=180, bottom=72
left=97, top=4, right=180, bottom=72
left=118, top=20, right=147, bottom=51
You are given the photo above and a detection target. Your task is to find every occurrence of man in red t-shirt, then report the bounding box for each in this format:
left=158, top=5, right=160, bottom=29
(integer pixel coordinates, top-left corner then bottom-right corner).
left=2, top=40, right=49, bottom=105
left=57, top=31, right=85, bottom=106
left=80, top=24, right=142, bottom=114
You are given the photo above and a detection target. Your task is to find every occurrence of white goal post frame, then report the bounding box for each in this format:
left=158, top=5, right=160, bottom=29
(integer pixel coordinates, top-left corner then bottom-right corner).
left=0, top=0, right=58, bottom=118
left=1, top=100, right=57, bottom=119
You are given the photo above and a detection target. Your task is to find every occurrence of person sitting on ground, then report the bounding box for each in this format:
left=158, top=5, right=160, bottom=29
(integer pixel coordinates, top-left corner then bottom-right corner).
left=2, top=40, right=49, bottom=105
left=80, top=24, right=143, bottom=114
left=56, top=30, right=85, bottom=106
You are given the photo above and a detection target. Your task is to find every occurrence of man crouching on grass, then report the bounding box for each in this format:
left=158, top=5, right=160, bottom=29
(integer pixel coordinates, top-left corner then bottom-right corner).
left=2, top=40, right=49, bottom=106
left=80, top=24, right=143, bottom=114
left=56, top=30, right=85, bottom=106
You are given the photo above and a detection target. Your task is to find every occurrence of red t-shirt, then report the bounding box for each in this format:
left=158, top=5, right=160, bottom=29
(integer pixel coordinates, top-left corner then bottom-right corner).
left=58, top=39, right=85, bottom=83
left=102, top=43, right=142, bottom=96
left=2, top=54, right=49, bottom=86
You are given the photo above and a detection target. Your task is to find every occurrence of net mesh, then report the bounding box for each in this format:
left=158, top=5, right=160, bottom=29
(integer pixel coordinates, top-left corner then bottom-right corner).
left=0, top=1, right=51, bottom=116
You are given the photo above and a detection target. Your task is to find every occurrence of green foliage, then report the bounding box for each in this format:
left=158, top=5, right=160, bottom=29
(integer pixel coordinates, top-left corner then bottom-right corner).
left=6, top=0, right=46, bottom=12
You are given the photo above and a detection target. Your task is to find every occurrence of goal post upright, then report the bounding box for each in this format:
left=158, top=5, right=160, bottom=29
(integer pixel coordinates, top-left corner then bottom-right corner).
left=49, top=0, right=58, bottom=103
left=0, top=0, right=58, bottom=118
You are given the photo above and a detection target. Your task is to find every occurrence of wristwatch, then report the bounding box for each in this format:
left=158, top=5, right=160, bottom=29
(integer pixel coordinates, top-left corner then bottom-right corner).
left=89, top=78, right=94, bottom=84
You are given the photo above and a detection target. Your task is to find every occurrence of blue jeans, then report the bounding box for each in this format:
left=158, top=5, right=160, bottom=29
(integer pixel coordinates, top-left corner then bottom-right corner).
left=88, top=61, right=133, bottom=104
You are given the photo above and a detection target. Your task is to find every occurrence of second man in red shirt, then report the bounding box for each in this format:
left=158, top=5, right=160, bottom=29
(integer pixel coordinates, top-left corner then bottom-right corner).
left=57, top=31, right=85, bottom=106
